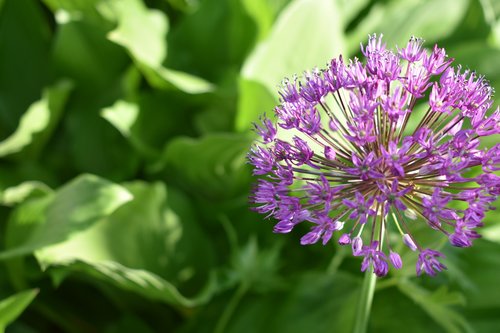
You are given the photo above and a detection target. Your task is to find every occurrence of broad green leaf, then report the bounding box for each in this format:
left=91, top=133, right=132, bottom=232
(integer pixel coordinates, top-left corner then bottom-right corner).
left=51, top=18, right=128, bottom=90
left=236, top=78, right=276, bottom=131
left=101, top=94, right=199, bottom=159
left=139, top=66, right=215, bottom=94
left=0, top=81, right=72, bottom=158
left=45, top=260, right=216, bottom=308
left=0, top=289, right=38, bottom=333
left=236, top=0, right=346, bottom=130
left=346, top=0, right=469, bottom=55
left=35, top=181, right=217, bottom=308
left=370, top=285, right=448, bottom=333
left=241, top=0, right=346, bottom=91
left=101, top=100, right=139, bottom=139
left=483, top=223, right=500, bottom=243
left=0, top=181, right=52, bottom=206
left=232, top=272, right=359, bottom=333
left=167, top=0, right=259, bottom=82
left=479, top=0, right=500, bottom=44
left=51, top=19, right=142, bottom=180
left=105, top=0, right=213, bottom=93
left=229, top=237, right=282, bottom=293
left=161, top=133, right=253, bottom=198
left=0, top=0, right=51, bottom=136
left=0, top=174, right=132, bottom=259
left=398, top=281, right=472, bottom=333
left=107, top=0, right=168, bottom=68
left=177, top=271, right=359, bottom=333
left=455, top=240, right=500, bottom=309
left=100, top=100, right=151, bottom=158
left=240, top=0, right=274, bottom=40
left=164, top=0, right=200, bottom=12
left=336, top=0, right=371, bottom=27
left=41, top=0, right=105, bottom=23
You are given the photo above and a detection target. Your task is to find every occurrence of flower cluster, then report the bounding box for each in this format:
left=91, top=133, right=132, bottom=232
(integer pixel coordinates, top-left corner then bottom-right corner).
left=249, top=35, right=500, bottom=277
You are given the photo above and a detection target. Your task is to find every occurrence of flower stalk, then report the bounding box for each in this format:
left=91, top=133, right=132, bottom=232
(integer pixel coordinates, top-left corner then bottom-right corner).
left=353, top=269, right=377, bottom=333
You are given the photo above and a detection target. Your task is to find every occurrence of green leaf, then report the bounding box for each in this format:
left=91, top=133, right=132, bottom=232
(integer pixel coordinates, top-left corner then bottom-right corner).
left=337, top=0, right=371, bottom=27
left=101, top=94, right=199, bottom=159
left=231, top=272, right=360, bottom=333
left=51, top=18, right=128, bottom=90
left=230, top=236, right=282, bottom=293
left=100, top=100, right=155, bottom=157
left=167, top=0, right=259, bottom=82
left=0, top=181, right=52, bottom=206
left=240, top=0, right=275, bottom=40
left=0, top=81, right=72, bottom=158
left=236, top=0, right=346, bottom=130
left=398, top=280, right=472, bottom=333
left=346, top=0, right=469, bottom=55
left=161, top=133, right=253, bottom=198
left=35, top=181, right=217, bottom=308
left=107, top=0, right=168, bottom=68
left=105, top=0, right=213, bottom=93
left=139, top=66, right=215, bottom=94
left=46, top=260, right=216, bottom=308
left=0, top=289, right=38, bottom=333
left=455, top=240, right=500, bottom=309
left=0, top=0, right=52, bottom=136
left=483, top=223, right=500, bottom=244
left=236, top=78, right=276, bottom=132
left=41, top=0, right=105, bottom=23
left=0, top=174, right=133, bottom=259
left=370, top=285, right=446, bottom=333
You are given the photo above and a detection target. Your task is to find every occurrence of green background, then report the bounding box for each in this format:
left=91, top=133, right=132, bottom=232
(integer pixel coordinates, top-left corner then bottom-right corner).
left=0, top=0, right=499, bottom=332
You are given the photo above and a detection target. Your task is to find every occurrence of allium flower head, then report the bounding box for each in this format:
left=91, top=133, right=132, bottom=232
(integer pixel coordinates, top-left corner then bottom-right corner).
left=248, top=34, right=500, bottom=277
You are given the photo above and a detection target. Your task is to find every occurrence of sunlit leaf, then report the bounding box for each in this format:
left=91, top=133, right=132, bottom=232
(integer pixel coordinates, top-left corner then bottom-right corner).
left=0, top=174, right=133, bottom=259
left=346, top=0, right=469, bottom=55
left=236, top=0, right=346, bottom=130
left=167, top=0, right=259, bottom=81
left=0, top=0, right=51, bottom=136
left=161, top=133, right=253, bottom=198
left=0, top=81, right=72, bottom=158
left=35, top=181, right=217, bottom=308
left=0, top=289, right=38, bottom=333
left=0, top=181, right=52, bottom=206
left=107, top=0, right=167, bottom=68
left=105, top=0, right=213, bottom=93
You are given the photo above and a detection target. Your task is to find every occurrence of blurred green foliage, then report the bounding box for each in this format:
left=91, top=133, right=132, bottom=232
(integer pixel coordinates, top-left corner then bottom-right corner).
left=0, top=0, right=499, bottom=332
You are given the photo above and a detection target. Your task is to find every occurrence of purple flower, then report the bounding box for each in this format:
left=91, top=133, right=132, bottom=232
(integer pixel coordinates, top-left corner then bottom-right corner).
left=252, top=116, right=276, bottom=144
left=416, top=249, right=447, bottom=276
left=398, top=36, right=425, bottom=62
left=300, top=213, right=344, bottom=245
left=360, top=241, right=389, bottom=277
left=249, top=35, right=499, bottom=277
left=377, top=179, right=413, bottom=214
left=342, top=192, right=376, bottom=224
left=422, top=188, right=457, bottom=229
left=389, top=251, right=403, bottom=269
left=380, top=141, right=411, bottom=177
left=345, top=152, right=383, bottom=181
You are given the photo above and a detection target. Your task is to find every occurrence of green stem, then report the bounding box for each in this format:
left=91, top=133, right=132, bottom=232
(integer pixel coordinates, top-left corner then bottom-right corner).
left=353, top=269, right=377, bottom=333
left=326, top=245, right=347, bottom=275
left=214, top=282, right=249, bottom=333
